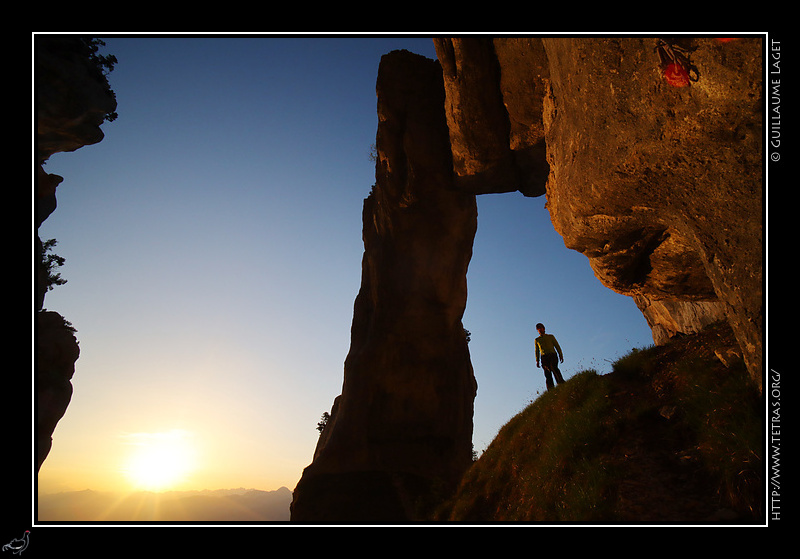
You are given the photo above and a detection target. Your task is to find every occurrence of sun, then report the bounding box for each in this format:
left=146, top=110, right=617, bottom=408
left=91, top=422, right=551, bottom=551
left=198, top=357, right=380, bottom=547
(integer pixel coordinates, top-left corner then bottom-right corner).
left=120, top=430, right=196, bottom=492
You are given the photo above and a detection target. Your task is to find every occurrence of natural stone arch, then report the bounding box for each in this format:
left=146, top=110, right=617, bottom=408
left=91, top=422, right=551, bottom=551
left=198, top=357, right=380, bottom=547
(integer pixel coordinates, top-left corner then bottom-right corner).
left=292, top=36, right=763, bottom=522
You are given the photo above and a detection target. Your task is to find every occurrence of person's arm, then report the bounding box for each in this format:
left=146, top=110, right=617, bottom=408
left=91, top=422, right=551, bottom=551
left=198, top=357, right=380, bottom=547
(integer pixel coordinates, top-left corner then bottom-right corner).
left=554, top=337, right=563, bottom=362
left=535, top=340, right=541, bottom=366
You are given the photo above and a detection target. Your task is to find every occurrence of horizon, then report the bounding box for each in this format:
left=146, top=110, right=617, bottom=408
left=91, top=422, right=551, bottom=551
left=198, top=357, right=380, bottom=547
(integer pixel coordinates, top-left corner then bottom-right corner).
left=38, top=485, right=292, bottom=496
left=35, top=35, right=656, bottom=510
left=36, top=484, right=293, bottom=523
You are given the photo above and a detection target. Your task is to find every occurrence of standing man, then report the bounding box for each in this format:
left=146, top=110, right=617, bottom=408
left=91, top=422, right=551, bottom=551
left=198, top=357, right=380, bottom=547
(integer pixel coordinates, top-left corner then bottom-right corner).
left=535, top=322, right=565, bottom=390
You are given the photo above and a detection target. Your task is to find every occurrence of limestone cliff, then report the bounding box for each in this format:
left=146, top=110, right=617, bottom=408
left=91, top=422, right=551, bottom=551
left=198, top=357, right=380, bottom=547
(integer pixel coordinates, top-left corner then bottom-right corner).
left=291, top=50, right=478, bottom=522
left=435, top=37, right=550, bottom=197
left=36, top=312, right=80, bottom=472
left=434, top=37, right=763, bottom=388
left=35, top=37, right=117, bottom=471
left=540, top=37, right=762, bottom=388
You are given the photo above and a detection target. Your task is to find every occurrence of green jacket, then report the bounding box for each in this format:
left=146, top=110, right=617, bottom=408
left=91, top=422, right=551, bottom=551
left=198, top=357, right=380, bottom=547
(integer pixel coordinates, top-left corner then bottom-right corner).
left=535, top=333, right=563, bottom=361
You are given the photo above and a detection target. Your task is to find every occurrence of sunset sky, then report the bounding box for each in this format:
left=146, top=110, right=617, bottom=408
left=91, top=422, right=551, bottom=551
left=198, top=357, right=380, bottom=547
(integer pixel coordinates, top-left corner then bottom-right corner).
left=35, top=35, right=655, bottom=502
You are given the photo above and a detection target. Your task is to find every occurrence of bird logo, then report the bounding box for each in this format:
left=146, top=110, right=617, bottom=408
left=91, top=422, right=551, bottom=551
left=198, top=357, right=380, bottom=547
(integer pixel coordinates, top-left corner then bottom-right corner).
left=2, top=531, right=29, bottom=555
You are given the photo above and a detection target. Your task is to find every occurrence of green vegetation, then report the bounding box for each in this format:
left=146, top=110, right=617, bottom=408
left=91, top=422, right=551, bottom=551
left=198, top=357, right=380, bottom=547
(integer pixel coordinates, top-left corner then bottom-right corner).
left=611, top=327, right=763, bottom=517
left=436, top=322, right=763, bottom=523
left=438, top=369, right=620, bottom=521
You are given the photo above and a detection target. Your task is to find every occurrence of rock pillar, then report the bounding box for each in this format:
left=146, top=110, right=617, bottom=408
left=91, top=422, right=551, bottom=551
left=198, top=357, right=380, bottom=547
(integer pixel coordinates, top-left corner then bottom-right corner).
left=291, top=50, right=478, bottom=522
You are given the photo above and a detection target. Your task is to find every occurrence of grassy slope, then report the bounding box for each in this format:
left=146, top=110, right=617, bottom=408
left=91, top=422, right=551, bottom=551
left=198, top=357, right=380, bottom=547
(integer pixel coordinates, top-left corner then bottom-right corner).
left=436, top=322, right=763, bottom=523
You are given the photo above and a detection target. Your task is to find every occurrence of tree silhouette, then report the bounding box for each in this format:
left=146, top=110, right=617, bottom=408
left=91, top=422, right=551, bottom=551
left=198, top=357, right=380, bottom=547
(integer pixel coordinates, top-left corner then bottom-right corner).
left=40, top=238, right=67, bottom=292
left=316, top=412, right=330, bottom=435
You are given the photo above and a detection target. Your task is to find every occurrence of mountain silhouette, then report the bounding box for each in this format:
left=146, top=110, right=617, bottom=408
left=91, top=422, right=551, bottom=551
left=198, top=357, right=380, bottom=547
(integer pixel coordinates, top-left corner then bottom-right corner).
left=37, top=487, right=292, bottom=522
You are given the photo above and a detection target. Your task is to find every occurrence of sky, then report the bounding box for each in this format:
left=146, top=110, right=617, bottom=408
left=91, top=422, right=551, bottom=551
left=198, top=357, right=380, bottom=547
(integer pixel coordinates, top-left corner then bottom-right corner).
left=35, top=35, right=655, bottom=500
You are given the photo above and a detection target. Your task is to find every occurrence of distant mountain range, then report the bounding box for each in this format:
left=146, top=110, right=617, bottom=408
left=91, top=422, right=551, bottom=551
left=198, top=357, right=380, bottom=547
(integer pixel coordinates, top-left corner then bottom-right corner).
left=37, top=487, right=292, bottom=522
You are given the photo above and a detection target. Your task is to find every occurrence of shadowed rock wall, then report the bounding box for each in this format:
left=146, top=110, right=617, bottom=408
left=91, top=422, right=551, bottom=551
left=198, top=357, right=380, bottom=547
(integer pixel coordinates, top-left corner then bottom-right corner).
left=35, top=37, right=116, bottom=471
left=291, top=50, right=478, bottom=522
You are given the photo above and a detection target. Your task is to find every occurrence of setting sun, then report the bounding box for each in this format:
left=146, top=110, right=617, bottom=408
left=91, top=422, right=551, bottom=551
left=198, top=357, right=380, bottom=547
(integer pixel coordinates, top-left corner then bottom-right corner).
left=120, top=430, right=197, bottom=492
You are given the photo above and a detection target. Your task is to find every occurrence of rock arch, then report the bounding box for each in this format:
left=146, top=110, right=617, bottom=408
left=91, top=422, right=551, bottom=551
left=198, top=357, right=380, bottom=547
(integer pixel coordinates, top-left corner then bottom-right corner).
left=291, top=37, right=763, bottom=522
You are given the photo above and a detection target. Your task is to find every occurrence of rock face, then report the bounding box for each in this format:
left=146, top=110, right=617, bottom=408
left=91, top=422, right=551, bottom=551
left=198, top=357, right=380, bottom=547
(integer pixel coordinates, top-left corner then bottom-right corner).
left=434, top=37, right=763, bottom=388
left=435, top=37, right=551, bottom=197
left=539, top=37, right=763, bottom=388
left=294, top=37, right=762, bottom=521
left=35, top=37, right=116, bottom=471
left=36, top=37, right=117, bottom=228
left=290, top=50, right=478, bottom=522
left=633, top=294, right=728, bottom=346
left=36, top=312, right=80, bottom=472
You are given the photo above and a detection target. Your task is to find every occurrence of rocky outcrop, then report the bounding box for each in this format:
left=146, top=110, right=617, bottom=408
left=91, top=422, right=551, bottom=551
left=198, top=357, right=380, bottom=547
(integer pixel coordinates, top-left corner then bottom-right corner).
left=36, top=37, right=117, bottom=228
left=435, top=37, right=550, bottom=197
left=294, top=37, right=762, bottom=521
left=633, top=294, right=729, bottom=346
left=437, top=322, right=762, bottom=522
left=434, top=37, right=763, bottom=389
left=291, top=50, right=478, bottom=522
left=541, top=37, right=762, bottom=388
left=36, top=312, right=80, bottom=471
left=35, top=37, right=117, bottom=471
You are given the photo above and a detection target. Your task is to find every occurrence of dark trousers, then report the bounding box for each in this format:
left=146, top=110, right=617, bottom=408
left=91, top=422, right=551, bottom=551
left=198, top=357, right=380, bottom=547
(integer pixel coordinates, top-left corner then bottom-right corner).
left=541, top=353, right=564, bottom=390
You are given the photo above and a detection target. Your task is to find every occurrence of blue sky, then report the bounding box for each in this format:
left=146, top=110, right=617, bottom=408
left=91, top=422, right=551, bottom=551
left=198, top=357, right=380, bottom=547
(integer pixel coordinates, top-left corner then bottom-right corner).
left=36, top=35, right=654, bottom=495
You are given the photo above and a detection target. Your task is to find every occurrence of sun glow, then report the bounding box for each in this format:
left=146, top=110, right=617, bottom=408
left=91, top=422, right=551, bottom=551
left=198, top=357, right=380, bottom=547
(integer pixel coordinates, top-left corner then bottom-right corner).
left=120, top=430, right=197, bottom=492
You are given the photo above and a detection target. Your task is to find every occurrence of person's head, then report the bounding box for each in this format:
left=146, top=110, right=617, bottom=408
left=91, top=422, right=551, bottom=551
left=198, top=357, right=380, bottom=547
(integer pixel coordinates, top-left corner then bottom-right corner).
left=536, top=323, right=545, bottom=334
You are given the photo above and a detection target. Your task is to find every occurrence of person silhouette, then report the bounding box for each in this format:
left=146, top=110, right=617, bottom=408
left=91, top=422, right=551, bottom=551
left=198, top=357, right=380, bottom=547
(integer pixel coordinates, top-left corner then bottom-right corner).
left=534, top=323, right=564, bottom=390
